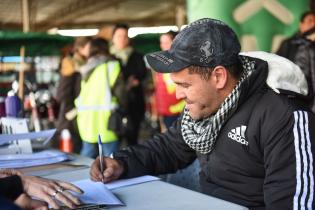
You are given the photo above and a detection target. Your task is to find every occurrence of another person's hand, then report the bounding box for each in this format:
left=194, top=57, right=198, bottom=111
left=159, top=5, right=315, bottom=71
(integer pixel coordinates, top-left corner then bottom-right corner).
left=0, top=168, right=22, bottom=178
left=14, top=193, right=48, bottom=210
left=20, top=175, right=83, bottom=209
left=90, top=156, right=124, bottom=183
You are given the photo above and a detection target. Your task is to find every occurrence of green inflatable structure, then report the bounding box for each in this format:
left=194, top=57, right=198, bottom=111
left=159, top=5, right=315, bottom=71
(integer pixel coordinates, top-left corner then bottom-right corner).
left=186, top=0, right=309, bottom=52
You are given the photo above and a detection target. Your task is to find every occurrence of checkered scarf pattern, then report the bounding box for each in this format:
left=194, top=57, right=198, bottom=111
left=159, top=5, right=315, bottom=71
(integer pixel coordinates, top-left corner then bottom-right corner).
left=181, top=56, right=255, bottom=154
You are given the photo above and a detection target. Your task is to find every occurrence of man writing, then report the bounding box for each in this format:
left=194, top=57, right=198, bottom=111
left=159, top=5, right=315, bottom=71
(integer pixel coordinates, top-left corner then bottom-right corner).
left=90, top=18, right=315, bottom=210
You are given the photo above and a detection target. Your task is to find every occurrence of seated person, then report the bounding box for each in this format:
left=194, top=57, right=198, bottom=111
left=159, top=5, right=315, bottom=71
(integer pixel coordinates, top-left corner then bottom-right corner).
left=89, top=18, right=315, bottom=210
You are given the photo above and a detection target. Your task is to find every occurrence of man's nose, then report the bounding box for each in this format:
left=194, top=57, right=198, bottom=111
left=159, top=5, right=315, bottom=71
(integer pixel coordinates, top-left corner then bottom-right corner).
left=176, top=87, right=185, bottom=100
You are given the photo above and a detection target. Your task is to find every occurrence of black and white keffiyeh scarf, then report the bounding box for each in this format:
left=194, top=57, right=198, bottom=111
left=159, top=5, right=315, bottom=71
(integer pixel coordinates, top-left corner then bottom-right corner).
left=181, top=56, right=255, bottom=154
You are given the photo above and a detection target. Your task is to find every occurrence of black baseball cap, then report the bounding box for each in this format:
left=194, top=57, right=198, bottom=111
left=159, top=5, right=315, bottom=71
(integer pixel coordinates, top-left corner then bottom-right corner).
left=145, top=18, right=241, bottom=73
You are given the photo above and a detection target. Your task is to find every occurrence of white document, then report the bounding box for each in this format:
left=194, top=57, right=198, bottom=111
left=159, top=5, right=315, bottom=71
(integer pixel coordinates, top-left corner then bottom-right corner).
left=105, top=175, right=160, bottom=190
left=0, top=129, right=56, bottom=145
left=0, top=150, right=70, bottom=168
left=72, top=179, right=123, bottom=206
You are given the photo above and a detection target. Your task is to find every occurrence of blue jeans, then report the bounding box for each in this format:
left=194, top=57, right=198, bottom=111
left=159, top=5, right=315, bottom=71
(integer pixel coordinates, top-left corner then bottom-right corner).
left=80, top=141, right=120, bottom=158
left=165, top=159, right=201, bottom=192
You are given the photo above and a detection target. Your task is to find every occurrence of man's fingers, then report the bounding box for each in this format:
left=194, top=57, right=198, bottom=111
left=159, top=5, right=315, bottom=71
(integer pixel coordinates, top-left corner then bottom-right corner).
left=89, top=157, right=124, bottom=183
left=103, top=167, right=115, bottom=182
left=90, top=157, right=104, bottom=182
left=90, top=166, right=102, bottom=182
left=103, top=167, right=114, bottom=178
left=90, top=172, right=100, bottom=182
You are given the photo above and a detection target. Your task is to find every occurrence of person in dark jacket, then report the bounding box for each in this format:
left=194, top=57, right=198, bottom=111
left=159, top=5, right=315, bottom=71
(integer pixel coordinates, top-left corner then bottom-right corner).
left=110, top=23, right=147, bottom=146
left=277, top=11, right=315, bottom=112
left=90, top=18, right=315, bottom=210
left=0, top=169, right=83, bottom=209
left=55, top=36, right=91, bottom=153
left=277, top=11, right=315, bottom=61
left=294, top=26, right=315, bottom=112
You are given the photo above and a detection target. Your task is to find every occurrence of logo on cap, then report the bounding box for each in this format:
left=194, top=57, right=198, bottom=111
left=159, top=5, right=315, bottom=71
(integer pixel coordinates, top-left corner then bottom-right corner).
left=199, top=41, right=214, bottom=63
left=150, top=53, right=174, bottom=66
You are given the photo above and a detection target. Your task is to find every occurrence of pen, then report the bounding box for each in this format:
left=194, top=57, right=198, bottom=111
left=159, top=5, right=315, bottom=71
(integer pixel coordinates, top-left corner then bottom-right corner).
left=98, top=134, right=104, bottom=182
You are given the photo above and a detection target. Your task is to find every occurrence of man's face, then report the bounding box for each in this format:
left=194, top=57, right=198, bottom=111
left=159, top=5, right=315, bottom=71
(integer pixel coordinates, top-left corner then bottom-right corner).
left=112, top=28, right=129, bottom=50
left=300, top=14, right=315, bottom=34
left=170, top=68, right=222, bottom=120
left=160, top=34, right=173, bottom=51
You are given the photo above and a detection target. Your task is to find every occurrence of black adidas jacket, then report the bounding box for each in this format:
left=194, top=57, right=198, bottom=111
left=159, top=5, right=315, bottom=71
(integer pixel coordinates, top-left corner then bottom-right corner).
left=113, top=55, right=315, bottom=210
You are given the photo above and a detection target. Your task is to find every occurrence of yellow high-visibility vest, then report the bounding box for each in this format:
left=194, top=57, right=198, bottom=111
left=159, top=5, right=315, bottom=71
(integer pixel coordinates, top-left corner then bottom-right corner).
left=75, top=61, right=120, bottom=143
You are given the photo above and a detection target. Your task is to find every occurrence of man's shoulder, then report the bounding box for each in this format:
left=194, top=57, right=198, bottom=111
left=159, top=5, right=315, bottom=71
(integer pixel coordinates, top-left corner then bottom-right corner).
left=257, top=89, right=305, bottom=111
left=247, top=89, right=314, bottom=133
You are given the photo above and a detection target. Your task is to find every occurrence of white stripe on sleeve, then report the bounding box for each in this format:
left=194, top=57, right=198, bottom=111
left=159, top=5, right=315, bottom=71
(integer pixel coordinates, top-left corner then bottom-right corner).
left=293, top=111, right=314, bottom=210
left=293, top=111, right=302, bottom=210
left=303, top=111, right=314, bottom=209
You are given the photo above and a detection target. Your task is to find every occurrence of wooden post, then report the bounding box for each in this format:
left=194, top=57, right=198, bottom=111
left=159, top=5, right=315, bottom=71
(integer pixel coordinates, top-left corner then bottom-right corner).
left=19, top=0, right=30, bottom=101
left=22, top=0, right=30, bottom=32
left=176, top=4, right=186, bottom=30
left=18, top=47, right=25, bottom=101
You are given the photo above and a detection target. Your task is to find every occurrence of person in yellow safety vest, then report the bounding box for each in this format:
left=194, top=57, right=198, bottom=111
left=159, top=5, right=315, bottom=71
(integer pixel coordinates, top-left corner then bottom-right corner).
left=75, top=38, right=122, bottom=158
left=154, top=31, right=185, bottom=131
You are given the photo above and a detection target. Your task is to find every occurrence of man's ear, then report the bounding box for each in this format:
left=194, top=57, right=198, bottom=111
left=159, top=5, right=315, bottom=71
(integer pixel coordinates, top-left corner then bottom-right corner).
left=212, top=66, right=228, bottom=89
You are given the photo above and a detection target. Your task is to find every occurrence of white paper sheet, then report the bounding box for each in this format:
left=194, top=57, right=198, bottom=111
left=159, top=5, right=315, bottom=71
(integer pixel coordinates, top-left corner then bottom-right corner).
left=0, top=150, right=70, bottom=168
left=105, top=175, right=160, bottom=190
left=72, top=179, right=123, bottom=206
left=0, top=129, right=56, bottom=145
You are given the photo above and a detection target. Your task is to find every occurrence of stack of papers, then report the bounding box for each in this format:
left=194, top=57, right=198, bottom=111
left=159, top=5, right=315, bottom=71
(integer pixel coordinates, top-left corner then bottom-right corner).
left=0, top=150, right=71, bottom=168
left=0, top=129, right=56, bottom=146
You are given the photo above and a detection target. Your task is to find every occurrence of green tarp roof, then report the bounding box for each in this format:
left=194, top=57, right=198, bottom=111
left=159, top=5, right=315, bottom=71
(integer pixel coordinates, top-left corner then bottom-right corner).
left=0, top=31, right=74, bottom=56
left=0, top=31, right=162, bottom=57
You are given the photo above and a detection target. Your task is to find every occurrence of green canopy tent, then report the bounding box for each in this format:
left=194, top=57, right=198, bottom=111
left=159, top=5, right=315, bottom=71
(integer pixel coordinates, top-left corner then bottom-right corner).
left=0, top=31, right=74, bottom=56
left=132, top=33, right=160, bottom=55
left=0, top=31, right=162, bottom=57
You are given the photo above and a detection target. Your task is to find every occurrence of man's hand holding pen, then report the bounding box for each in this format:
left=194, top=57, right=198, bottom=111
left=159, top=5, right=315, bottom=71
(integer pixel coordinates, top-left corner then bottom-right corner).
left=90, top=156, right=124, bottom=183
